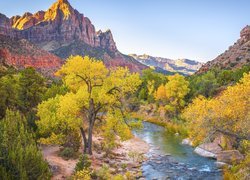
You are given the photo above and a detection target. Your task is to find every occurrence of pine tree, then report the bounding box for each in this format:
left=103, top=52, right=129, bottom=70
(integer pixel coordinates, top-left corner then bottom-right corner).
left=0, top=110, right=51, bottom=179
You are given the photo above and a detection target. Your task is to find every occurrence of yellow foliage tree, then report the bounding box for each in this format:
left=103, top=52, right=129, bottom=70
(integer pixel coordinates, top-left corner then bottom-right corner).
left=183, top=72, right=250, bottom=145
left=154, top=84, right=167, bottom=100
left=37, top=56, right=141, bottom=154
left=164, top=74, right=190, bottom=117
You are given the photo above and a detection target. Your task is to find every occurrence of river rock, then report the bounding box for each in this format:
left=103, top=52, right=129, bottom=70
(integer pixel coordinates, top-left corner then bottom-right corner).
left=181, top=138, right=193, bottom=146
left=194, top=141, right=223, bottom=158
left=194, top=147, right=217, bottom=158
left=215, top=161, right=228, bottom=169
left=217, top=150, right=244, bottom=164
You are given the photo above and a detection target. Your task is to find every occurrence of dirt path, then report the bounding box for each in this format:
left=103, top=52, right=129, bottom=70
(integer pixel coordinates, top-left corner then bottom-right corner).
left=42, top=136, right=149, bottom=179
left=42, top=146, right=77, bottom=180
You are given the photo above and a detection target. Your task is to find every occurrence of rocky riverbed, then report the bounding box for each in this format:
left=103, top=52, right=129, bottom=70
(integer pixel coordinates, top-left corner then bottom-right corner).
left=134, top=122, right=222, bottom=180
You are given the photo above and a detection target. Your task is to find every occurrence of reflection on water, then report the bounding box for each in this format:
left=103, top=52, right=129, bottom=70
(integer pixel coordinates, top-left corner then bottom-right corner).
left=133, top=122, right=222, bottom=180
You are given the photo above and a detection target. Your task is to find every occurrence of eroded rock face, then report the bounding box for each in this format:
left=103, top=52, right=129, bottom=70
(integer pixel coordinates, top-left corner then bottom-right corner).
left=1, top=0, right=117, bottom=51
left=217, top=150, right=244, bottom=164
left=0, top=35, right=63, bottom=76
left=197, top=25, right=250, bottom=74
left=0, top=0, right=146, bottom=72
left=240, top=25, right=250, bottom=43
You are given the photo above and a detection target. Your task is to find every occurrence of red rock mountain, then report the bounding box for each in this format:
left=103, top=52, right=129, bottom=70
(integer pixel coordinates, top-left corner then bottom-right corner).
left=0, top=0, right=146, bottom=72
left=0, top=35, right=63, bottom=76
left=197, top=25, right=250, bottom=74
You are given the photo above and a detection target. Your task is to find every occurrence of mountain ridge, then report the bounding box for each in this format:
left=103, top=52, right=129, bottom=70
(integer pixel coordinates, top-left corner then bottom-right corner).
left=197, top=25, right=250, bottom=74
left=130, top=54, right=202, bottom=75
left=0, top=0, right=147, bottom=72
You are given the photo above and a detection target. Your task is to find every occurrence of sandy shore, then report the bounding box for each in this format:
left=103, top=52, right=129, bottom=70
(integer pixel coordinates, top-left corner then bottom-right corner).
left=42, top=136, right=149, bottom=179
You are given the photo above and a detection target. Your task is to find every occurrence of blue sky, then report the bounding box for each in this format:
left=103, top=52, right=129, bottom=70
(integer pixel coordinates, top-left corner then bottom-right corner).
left=0, top=0, right=250, bottom=62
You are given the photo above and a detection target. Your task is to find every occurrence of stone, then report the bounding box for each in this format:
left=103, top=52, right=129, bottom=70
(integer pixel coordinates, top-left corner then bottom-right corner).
left=217, top=150, right=244, bottom=164
left=181, top=138, right=193, bottom=146
left=198, top=141, right=223, bottom=154
left=215, top=161, right=229, bottom=169
left=194, top=147, right=217, bottom=159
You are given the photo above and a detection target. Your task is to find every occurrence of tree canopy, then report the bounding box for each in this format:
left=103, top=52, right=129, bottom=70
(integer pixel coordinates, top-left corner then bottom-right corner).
left=183, top=72, right=250, bottom=145
left=37, top=56, right=142, bottom=154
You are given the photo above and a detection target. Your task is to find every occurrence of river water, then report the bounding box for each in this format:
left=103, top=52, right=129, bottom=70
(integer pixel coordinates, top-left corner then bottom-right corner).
left=133, top=122, right=222, bottom=180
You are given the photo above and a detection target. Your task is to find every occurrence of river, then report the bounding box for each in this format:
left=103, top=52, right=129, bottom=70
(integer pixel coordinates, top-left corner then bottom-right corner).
left=133, top=122, right=222, bottom=180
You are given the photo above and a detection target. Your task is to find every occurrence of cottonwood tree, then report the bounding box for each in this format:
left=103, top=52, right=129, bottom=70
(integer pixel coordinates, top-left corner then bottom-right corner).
left=164, top=74, right=190, bottom=117
left=37, top=56, right=141, bottom=154
left=183, top=72, right=250, bottom=146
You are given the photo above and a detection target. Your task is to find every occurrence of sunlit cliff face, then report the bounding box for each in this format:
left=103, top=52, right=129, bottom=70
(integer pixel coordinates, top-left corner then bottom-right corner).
left=11, top=0, right=73, bottom=30
left=44, top=0, right=73, bottom=21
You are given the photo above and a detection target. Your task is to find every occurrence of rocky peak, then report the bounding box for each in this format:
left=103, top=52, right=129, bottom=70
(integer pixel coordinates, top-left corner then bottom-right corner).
left=11, top=12, right=43, bottom=30
left=197, top=25, right=250, bottom=74
left=0, top=0, right=147, bottom=73
left=0, top=14, right=12, bottom=36
left=240, top=25, right=250, bottom=43
left=44, top=0, right=74, bottom=21
left=97, top=29, right=117, bottom=51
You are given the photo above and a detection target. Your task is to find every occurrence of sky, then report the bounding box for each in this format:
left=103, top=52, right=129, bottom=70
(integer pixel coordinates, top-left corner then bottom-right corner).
left=0, top=0, right=250, bottom=62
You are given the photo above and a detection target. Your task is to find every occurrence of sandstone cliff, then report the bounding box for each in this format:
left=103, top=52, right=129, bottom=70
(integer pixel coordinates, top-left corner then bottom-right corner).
left=0, top=0, right=146, bottom=72
left=197, top=26, right=250, bottom=74
left=0, top=35, right=63, bottom=76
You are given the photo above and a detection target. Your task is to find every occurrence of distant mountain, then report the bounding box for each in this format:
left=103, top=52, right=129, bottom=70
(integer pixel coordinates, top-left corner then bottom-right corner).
left=129, top=54, right=202, bottom=75
left=197, top=25, right=250, bottom=74
left=0, top=0, right=146, bottom=72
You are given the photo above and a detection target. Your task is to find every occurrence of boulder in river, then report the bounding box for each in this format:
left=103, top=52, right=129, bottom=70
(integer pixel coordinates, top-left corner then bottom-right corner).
left=194, top=141, right=223, bottom=158
left=194, top=147, right=217, bottom=158
left=217, top=150, right=244, bottom=164
left=181, top=138, right=193, bottom=146
left=215, top=161, right=229, bottom=169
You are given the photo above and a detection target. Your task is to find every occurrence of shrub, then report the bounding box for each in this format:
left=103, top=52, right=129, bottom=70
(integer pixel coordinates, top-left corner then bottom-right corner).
left=59, top=147, right=75, bottom=159
left=72, top=169, right=91, bottom=180
left=96, top=164, right=112, bottom=180
left=75, top=154, right=91, bottom=172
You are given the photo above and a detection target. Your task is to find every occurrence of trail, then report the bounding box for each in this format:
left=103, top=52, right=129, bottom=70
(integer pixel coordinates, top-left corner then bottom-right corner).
left=42, top=146, right=77, bottom=180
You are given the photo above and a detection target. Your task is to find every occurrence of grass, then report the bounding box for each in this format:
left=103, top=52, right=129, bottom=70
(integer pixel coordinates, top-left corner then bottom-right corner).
left=131, top=112, right=188, bottom=137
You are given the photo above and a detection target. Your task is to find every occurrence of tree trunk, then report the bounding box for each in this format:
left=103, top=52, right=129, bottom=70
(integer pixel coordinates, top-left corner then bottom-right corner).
left=87, top=124, right=93, bottom=155
left=80, top=127, right=88, bottom=154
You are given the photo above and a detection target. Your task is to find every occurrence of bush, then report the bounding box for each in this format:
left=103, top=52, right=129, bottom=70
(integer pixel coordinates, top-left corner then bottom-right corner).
left=113, top=174, right=124, bottom=180
left=63, top=131, right=81, bottom=152
left=96, top=164, right=112, bottom=180
left=59, top=147, right=75, bottom=159
left=75, top=154, right=91, bottom=172
left=72, top=169, right=91, bottom=180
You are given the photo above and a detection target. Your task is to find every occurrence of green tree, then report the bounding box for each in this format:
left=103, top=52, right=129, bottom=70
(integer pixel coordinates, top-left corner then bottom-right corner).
left=37, top=56, right=141, bottom=154
left=188, top=71, right=219, bottom=99
left=18, top=68, right=47, bottom=113
left=0, top=74, right=20, bottom=119
left=0, top=110, right=51, bottom=179
left=43, top=81, right=68, bottom=100
left=18, top=68, right=47, bottom=129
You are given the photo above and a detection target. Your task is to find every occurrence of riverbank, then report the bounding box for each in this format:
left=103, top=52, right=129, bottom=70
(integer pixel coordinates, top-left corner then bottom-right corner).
left=42, top=135, right=149, bottom=179
left=131, top=112, right=188, bottom=136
